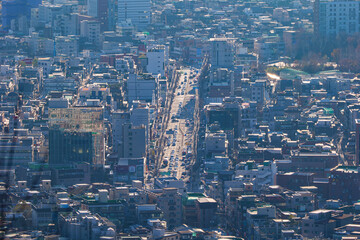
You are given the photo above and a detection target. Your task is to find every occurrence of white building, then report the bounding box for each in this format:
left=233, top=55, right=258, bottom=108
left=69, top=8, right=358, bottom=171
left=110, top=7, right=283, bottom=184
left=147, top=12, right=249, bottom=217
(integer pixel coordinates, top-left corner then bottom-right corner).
left=223, top=160, right=277, bottom=193
left=236, top=160, right=277, bottom=188
left=80, top=20, right=101, bottom=47
left=117, top=0, right=151, bottom=30
left=314, top=0, right=360, bottom=36
left=146, top=45, right=166, bottom=77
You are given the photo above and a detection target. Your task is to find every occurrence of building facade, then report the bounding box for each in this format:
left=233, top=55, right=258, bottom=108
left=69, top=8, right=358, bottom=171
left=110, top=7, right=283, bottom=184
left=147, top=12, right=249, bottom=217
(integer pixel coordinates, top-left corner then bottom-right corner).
left=117, top=0, right=150, bottom=30
left=314, top=0, right=360, bottom=37
left=48, top=107, right=105, bottom=166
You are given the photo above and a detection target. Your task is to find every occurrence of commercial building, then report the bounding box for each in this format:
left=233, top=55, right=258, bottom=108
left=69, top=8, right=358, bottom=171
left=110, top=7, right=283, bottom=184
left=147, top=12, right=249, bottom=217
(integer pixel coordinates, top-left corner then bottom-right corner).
left=146, top=45, right=166, bottom=77
left=209, top=38, right=234, bottom=69
left=2, top=0, right=42, bottom=31
left=122, top=123, right=146, bottom=158
left=112, top=111, right=130, bottom=155
left=113, top=158, right=145, bottom=183
left=117, top=0, right=150, bottom=30
left=80, top=20, right=101, bottom=47
left=48, top=106, right=105, bottom=166
left=205, top=100, right=241, bottom=137
left=314, top=0, right=360, bottom=37
left=0, top=135, right=34, bottom=169
left=127, top=73, right=156, bottom=103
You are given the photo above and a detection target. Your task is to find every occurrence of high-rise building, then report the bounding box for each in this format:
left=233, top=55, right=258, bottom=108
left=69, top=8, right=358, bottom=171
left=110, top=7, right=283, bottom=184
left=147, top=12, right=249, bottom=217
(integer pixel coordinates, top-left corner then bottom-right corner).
left=1, top=0, right=42, bottom=31
left=117, top=0, right=151, bottom=30
left=196, top=198, right=217, bottom=228
left=112, top=111, right=130, bottom=155
left=112, top=109, right=147, bottom=158
left=80, top=20, right=101, bottom=47
left=122, top=123, right=146, bottom=159
left=108, top=0, right=118, bottom=31
left=48, top=107, right=105, bottom=166
left=314, top=0, right=360, bottom=37
left=146, top=45, right=166, bottom=77
left=130, top=102, right=150, bottom=145
left=157, top=188, right=183, bottom=229
left=87, top=0, right=109, bottom=31
left=205, top=100, right=241, bottom=137
left=209, top=38, right=235, bottom=69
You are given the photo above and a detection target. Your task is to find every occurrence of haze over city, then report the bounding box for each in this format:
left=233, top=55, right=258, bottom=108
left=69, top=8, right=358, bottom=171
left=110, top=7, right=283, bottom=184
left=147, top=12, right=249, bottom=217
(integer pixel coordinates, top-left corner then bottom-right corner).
left=2, top=0, right=360, bottom=239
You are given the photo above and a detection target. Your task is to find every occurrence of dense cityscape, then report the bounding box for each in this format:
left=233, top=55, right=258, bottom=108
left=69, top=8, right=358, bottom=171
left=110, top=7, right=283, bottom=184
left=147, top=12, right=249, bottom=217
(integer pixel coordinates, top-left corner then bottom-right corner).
left=2, top=0, right=360, bottom=239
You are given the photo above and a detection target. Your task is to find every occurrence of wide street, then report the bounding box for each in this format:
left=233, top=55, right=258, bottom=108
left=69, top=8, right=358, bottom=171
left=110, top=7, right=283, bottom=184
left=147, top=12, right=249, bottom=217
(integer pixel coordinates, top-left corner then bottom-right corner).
left=158, top=68, right=200, bottom=180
